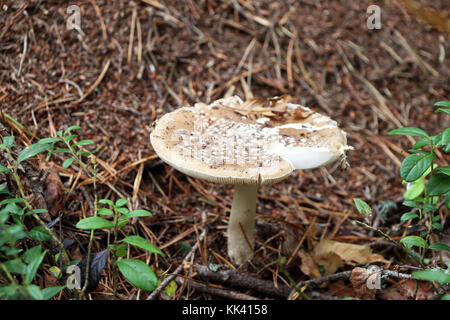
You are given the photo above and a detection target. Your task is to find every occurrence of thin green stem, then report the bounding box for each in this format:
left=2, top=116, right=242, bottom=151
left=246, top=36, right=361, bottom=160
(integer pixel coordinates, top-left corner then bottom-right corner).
left=80, top=161, right=98, bottom=298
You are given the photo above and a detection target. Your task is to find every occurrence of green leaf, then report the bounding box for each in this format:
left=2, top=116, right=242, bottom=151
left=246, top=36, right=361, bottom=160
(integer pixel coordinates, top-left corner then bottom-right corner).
left=25, top=250, right=47, bottom=284
left=23, top=245, right=42, bottom=264
left=64, top=126, right=82, bottom=135
left=400, top=212, right=419, bottom=222
left=121, top=209, right=153, bottom=219
left=353, top=198, right=372, bottom=216
left=29, top=226, right=52, bottom=241
left=117, top=207, right=129, bottom=215
left=38, top=137, right=62, bottom=144
left=429, top=243, right=450, bottom=252
left=97, top=208, right=113, bottom=216
left=41, top=286, right=66, bottom=300
left=72, top=139, right=94, bottom=148
left=115, top=198, right=128, bottom=207
left=117, top=219, right=128, bottom=228
left=62, top=157, right=75, bottom=169
left=109, top=244, right=127, bottom=257
left=27, top=285, right=44, bottom=300
left=426, top=174, right=450, bottom=196
left=0, top=198, right=24, bottom=206
left=116, top=259, right=158, bottom=291
left=412, top=268, right=450, bottom=285
left=437, top=166, right=450, bottom=176
left=435, top=108, right=450, bottom=115
left=0, top=164, right=10, bottom=174
left=3, top=136, right=15, bottom=148
left=50, top=148, right=71, bottom=154
left=76, top=217, right=114, bottom=230
left=404, top=179, right=424, bottom=200
left=18, top=144, right=51, bottom=163
left=122, top=236, right=165, bottom=256
left=412, top=138, right=431, bottom=150
left=400, top=236, right=428, bottom=250
left=400, top=154, right=435, bottom=182
left=98, top=199, right=114, bottom=207
left=388, top=127, right=429, bottom=138
left=433, top=101, right=450, bottom=109
left=4, top=259, right=27, bottom=274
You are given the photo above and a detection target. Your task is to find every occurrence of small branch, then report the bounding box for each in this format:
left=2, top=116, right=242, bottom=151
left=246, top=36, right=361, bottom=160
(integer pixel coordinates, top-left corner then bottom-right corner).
left=176, top=277, right=259, bottom=300
left=147, top=224, right=206, bottom=300
left=194, top=264, right=291, bottom=298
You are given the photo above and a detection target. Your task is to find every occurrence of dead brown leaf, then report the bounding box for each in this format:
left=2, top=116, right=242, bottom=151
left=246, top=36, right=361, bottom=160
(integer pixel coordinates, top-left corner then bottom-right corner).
left=379, top=279, right=435, bottom=300
left=298, top=249, right=322, bottom=279
left=313, top=240, right=390, bottom=275
left=349, top=267, right=378, bottom=299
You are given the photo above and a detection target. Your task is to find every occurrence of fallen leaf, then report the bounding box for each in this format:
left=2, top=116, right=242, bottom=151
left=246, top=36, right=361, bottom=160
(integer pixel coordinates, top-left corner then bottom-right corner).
left=349, top=267, right=378, bottom=299
left=298, top=249, right=322, bottom=279
left=379, top=279, right=435, bottom=300
left=313, top=240, right=390, bottom=275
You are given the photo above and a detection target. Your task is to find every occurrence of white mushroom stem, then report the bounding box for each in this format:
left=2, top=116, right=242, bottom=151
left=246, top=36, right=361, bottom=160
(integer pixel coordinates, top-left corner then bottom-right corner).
left=227, top=184, right=258, bottom=265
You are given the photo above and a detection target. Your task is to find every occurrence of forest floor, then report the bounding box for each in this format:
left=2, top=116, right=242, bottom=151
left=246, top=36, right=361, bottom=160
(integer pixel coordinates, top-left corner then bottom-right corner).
left=0, top=0, right=449, bottom=300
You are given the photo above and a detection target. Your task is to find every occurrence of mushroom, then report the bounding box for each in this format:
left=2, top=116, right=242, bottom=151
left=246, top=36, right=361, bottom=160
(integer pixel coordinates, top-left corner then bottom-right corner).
left=150, top=95, right=352, bottom=265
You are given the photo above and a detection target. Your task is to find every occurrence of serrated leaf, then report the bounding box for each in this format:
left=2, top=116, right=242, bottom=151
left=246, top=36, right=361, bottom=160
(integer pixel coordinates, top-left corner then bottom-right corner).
left=400, top=154, right=435, bottom=182
left=18, top=144, right=51, bottom=163
left=116, top=259, right=157, bottom=291
left=400, top=236, right=428, bottom=250
left=388, top=127, right=429, bottom=138
left=412, top=268, right=450, bottom=285
left=76, top=217, right=114, bottom=230
left=122, top=236, right=165, bottom=256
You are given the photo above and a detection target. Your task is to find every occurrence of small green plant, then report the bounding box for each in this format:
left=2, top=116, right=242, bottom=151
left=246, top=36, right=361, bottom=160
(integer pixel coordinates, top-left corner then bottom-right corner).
left=76, top=197, right=164, bottom=295
left=0, top=135, right=67, bottom=299
left=1, top=125, right=163, bottom=299
left=354, top=101, right=450, bottom=288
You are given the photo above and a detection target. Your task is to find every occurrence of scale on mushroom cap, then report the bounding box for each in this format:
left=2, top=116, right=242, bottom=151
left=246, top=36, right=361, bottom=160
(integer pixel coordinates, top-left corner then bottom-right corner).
left=150, top=95, right=353, bottom=265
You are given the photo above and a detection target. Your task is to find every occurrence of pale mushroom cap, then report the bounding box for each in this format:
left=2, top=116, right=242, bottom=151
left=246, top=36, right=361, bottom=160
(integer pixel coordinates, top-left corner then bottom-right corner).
left=150, top=96, right=350, bottom=185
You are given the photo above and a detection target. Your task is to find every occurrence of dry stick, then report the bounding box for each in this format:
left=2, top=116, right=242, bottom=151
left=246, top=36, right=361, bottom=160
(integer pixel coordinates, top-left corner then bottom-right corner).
left=194, top=264, right=291, bottom=298
left=147, top=227, right=206, bottom=300
left=176, top=277, right=259, bottom=300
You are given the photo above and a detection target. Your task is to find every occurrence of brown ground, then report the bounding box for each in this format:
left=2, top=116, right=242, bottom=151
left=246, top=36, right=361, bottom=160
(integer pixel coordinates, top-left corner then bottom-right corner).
left=0, top=0, right=449, bottom=300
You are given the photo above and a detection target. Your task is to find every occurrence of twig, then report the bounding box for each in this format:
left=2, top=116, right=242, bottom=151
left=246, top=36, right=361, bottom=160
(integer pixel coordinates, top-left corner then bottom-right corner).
left=147, top=222, right=206, bottom=300
left=176, top=277, right=260, bottom=300
left=194, top=264, right=291, bottom=298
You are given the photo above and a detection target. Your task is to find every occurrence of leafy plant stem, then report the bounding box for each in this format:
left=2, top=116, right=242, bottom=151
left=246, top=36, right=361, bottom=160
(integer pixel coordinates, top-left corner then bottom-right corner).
left=80, top=161, right=98, bottom=298
left=355, top=220, right=424, bottom=267
left=5, top=148, right=70, bottom=265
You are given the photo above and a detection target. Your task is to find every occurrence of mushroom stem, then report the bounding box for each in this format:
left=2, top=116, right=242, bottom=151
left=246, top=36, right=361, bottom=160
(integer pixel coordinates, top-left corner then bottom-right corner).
left=227, top=184, right=258, bottom=265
